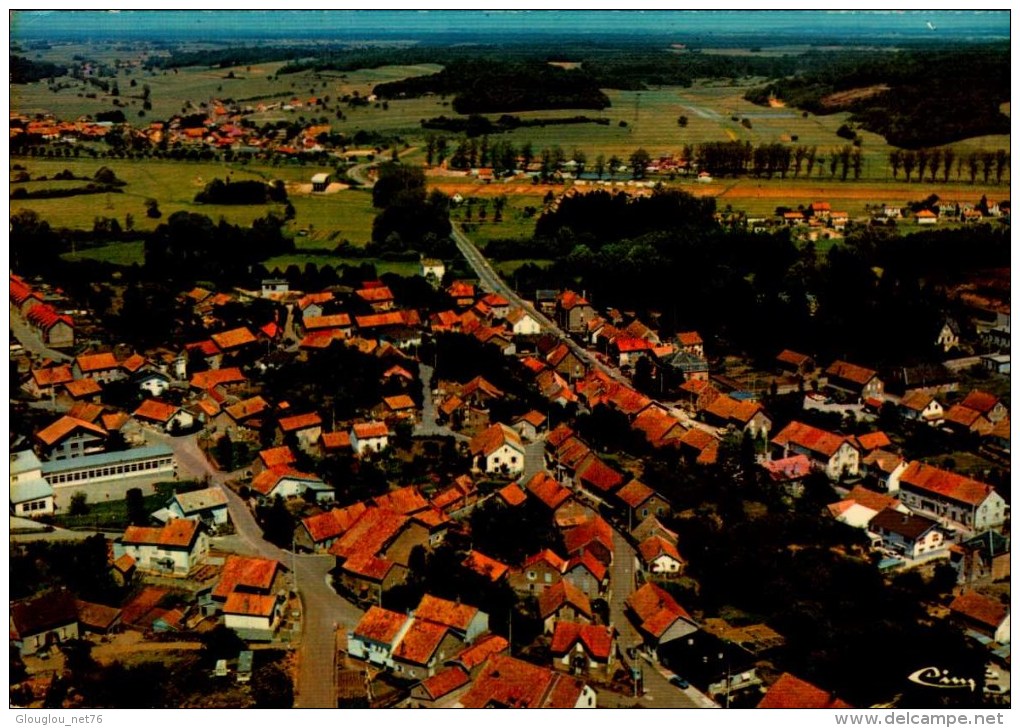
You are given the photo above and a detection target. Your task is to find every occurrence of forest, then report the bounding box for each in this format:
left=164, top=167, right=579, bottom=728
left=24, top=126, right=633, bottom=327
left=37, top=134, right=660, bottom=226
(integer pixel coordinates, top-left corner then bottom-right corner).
left=744, top=46, right=1010, bottom=147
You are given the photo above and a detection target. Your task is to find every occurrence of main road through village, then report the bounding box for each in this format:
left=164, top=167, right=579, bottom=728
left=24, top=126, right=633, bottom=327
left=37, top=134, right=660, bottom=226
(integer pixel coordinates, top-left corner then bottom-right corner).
left=10, top=205, right=714, bottom=708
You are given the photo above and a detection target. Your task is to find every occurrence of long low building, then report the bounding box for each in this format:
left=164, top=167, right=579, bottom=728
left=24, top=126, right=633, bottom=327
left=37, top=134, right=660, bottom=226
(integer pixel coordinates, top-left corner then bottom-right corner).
left=41, top=444, right=176, bottom=505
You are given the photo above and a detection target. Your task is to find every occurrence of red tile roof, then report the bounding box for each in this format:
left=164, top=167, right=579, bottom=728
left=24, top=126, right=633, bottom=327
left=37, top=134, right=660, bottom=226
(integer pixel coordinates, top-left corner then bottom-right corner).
left=341, top=550, right=397, bottom=582
left=123, top=519, right=200, bottom=549
left=538, top=578, right=592, bottom=620
left=854, top=431, right=892, bottom=452
left=304, top=314, right=352, bottom=331
left=565, top=549, right=608, bottom=582
left=550, top=621, right=615, bottom=662
left=415, top=594, right=479, bottom=632
left=213, top=555, right=280, bottom=599
left=758, top=673, right=852, bottom=709
left=250, top=465, right=323, bottom=496
left=943, top=404, right=986, bottom=429
left=301, top=502, right=369, bottom=544
left=900, top=391, right=939, bottom=412
left=547, top=423, right=575, bottom=449
left=329, top=507, right=409, bottom=561
left=26, top=304, right=73, bottom=332
left=462, top=550, right=509, bottom=582
left=211, top=327, right=257, bottom=351
left=576, top=456, right=625, bottom=494
left=225, top=396, right=269, bottom=422
left=356, top=286, right=394, bottom=303
left=132, top=399, right=178, bottom=423
left=190, top=367, right=246, bottom=390
left=259, top=446, right=297, bottom=469
left=186, top=339, right=221, bottom=358
left=120, top=354, right=147, bottom=373
left=102, top=412, right=131, bottom=432
left=776, top=349, right=811, bottom=367
left=496, top=483, right=527, bottom=507
left=35, top=415, right=107, bottom=447
left=383, top=394, right=416, bottom=411
left=557, top=290, right=589, bottom=310
left=899, top=461, right=996, bottom=507
left=625, top=582, right=693, bottom=639
left=632, top=407, right=683, bottom=445
left=224, top=592, right=278, bottom=618
left=446, top=282, right=476, bottom=300
left=451, top=634, right=509, bottom=671
left=76, top=352, right=119, bottom=372
left=522, top=549, right=568, bottom=573
left=278, top=412, right=322, bottom=432
left=373, top=485, right=429, bottom=515
left=393, top=618, right=450, bottom=666
left=353, top=606, right=409, bottom=645
left=949, top=591, right=1008, bottom=631
left=677, top=331, right=703, bottom=346
left=417, top=666, right=470, bottom=700
left=65, top=378, right=103, bottom=399
left=515, top=410, right=547, bottom=428
left=469, top=423, right=524, bottom=458
left=321, top=431, right=352, bottom=450
left=960, top=390, right=1001, bottom=415
left=825, top=360, right=878, bottom=386
left=31, top=365, right=74, bottom=388
left=638, top=535, right=683, bottom=566
left=772, top=421, right=855, bottom=459
left=352, top=421, right=389, bottom=439
left=525, top=472, right=572, bottom=511
left=704, top=394, right=764, bottom=425
left=762, top=454, right=812, bottom=482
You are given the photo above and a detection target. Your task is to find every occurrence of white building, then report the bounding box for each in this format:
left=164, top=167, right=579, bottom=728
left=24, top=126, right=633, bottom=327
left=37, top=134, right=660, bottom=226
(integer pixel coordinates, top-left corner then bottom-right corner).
left=169, top=487, right=229, bottom=526
left=469, top=423, right=526, bottom=476
left=41, top=444, right=177, bottom=505
left=223, top=592, right=284, bottom=640
left=507, top=308, right=542, bottom=336
left=420, top=258, right=446, bottom=287
left=10, top=450, right=55, bottom=517
left=351, top=421, right=390, bottom=456
left=115, top=519, right=209, bottom=576
left=897, top=461, right=1008, bottom=533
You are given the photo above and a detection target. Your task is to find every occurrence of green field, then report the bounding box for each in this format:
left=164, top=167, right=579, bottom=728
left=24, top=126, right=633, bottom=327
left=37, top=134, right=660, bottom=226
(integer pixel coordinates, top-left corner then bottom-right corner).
left=62, top=240, right=146, bottom=266
left=11, top=157, right=380, bottom=244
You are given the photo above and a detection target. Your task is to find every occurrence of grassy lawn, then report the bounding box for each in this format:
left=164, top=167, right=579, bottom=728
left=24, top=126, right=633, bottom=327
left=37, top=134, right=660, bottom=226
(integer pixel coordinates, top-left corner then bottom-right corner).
left=286, top=188, right=377, bottom=248
left=51, top=483, right=174, bottom=530
left=62, top=240, right=146, bottom=266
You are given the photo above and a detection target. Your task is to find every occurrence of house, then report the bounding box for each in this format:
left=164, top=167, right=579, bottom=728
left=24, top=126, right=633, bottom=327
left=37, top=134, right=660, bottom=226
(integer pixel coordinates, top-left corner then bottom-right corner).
left=297, top=292, right=333, bottom=320
left=942, top=404, right=994, bottom=436
left=224, top=591, right=285, bottom=641
left=513, top=410, right=547, bottom=441
left=507, top=307, right=542, bottom=336
left=445, top=634, right=510, bottom=678
left=190, top=367, right=246, bottom=392
left=373, top=485, right=431, bottom=516
left=896, top=461, right=1007, bottom=532
left=550, top=622, right=616, bottom=679
left=133, top=399, right=193, bottom=433
left=462, top=550, right=510, bottom=583
left=702, top=395, right=772, bottom=439
left=296, top=501, right=369, bottom=552
left=825, top=360, right=883, bottom=402
left=350, top=421, right=390, bottom=456
left=26, top=365, right=74, bottom=398
left=771, top=421, right=860, bottom=480
left=446, top=281, right=476, bottom=308
left=959, top=391, right=1008, bottom=424
left=538, top=579, right=593, bottom=633
left=562, top=551, right=609, bottom=600
left=638, top=535, right=685, bottom=575
left=10, top=449, right=55, bottom=517
left=545, top=342, right=587, bottom=380
left=115, top=519, right=209, bottom=576
left=348, top=607, right=414, bottom=669
left=261, top=278, right=289, bottom=297
left=761, top=454, right=813, bottom=497
left=211, top=327, right=258, bottom=354
left=898, top=391, right=944, bottom=424
left=225, top=396, right=271, bottom=428
left=10, top=589, right=80, bottom=657
left=757, top=673, right=851, bottom=708
left=392, top=618, right=464, bottom=681
left=631, top=407, right=685, bottom=448
left=34, top=415, right=107, bottom=461
left=278, top=412, right=323, bottom=453
left=676, top=331, right=705, bottom=358
left=409, top=666, right=471, bottom=706
left=525, top=471, right=573, bottom=512
left=74, top=599, right=122, bottom=635
left=860, top=450, right=909, bottom=493
left=869, top=508, right=946, bottom=560
left=64, top=378, right=103, bottom=402
left=420, top=258, right=446, bottom=287
left=250, top=466, right=333, bottom=504
left=615, top=479, right=670, bottom=524
left=556, top=291, right=596, bottom=334
left=775, top=349, right=814, bottom=376
left=168, top=487, right=229, bottom=526
left=935, top=320, right=961, bottom=353
left=632, top=514, right=679, bottom=546
left=376, top=394, right=417, bottom=424
left=257, top=445, right=297, bottom=473
left=916, top=209, right=938, bottom=225
left=625, top=582, right=698, bottom=647
left=26, top=304, right=75, bottom=348
left=73, top=352, right=123, bottom=383
left=664, top=350, right=710, bottom=381
left=430, top=475, right=480, bottom=516
left=456, top=654, right=596, bottom=708
left=135, top=370, right=171, bottom=397
left=494, top=483, right=527, bottom=508
left=414, top=594, right=489, bottom=644
left=468, top=423, right=525, bottom=476
left=510, top=549, right=567, bottom=596
left=981, top=354, right=1010, bottom=375
left=949, top=591, right=1010, bottom=644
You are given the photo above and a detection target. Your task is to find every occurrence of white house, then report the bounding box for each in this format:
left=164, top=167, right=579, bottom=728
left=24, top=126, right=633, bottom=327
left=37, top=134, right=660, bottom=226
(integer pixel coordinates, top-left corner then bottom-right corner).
left=868, top=508, right=945, bottom=560
left=349, top=606, right=414, bottom=669
left=898, top=391, right=944, bottom=425
left=771, top=421, right=860, bottom=480
left=638, top=535, right=684, bottom=575
left=420, top=258, right=446, bottom=287
left=896, top=461, right=1007, bottom=533
left=115, top=519, right=209, bottom=576
left=10, top=589, right=80, bottom=657
left=350, top=421, right=390, bottom=456
left=251, top=466, right=333, bottom=503
left=169, top=487, right=229, bottom=526
left=507, top=307, right=542, bottom=336
left=223, top=592, right=284, bottom=641
left=935, top=321, right=960, bottom=353
left=10, top=449, right=55, bottom=517
left=468, top=423, right=526, bottom=476
left=135, top=371, right=172, bottom=397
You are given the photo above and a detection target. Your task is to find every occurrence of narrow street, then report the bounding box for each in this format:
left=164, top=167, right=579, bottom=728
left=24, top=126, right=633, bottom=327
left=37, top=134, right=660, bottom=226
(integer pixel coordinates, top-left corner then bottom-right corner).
left=412, top=362, right=467, bottom=441
left=10, top=303, right=73, bottom=361
left=154, top=431, right=362, bottom=708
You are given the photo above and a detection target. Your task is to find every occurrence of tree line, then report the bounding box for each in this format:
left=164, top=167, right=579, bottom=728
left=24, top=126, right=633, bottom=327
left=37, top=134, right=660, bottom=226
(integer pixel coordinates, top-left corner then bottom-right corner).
left=889, top=148, right=1009, bottom=185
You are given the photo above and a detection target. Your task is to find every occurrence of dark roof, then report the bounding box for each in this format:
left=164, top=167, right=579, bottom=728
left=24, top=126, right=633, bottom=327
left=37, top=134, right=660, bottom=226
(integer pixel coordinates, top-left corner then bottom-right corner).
left=11, top=589, right=79, bottom=638
left=869, top=508, right=939, bottom=541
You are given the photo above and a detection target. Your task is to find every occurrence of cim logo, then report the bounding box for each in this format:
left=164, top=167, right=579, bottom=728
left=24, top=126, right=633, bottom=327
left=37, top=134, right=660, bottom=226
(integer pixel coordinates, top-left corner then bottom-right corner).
left=907, top=667, right=977, bottom=691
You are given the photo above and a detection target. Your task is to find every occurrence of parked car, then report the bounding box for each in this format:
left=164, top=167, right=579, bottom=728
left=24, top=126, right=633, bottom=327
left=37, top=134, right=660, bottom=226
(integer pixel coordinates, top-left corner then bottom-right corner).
left=669, top=675, right=690, bottom=689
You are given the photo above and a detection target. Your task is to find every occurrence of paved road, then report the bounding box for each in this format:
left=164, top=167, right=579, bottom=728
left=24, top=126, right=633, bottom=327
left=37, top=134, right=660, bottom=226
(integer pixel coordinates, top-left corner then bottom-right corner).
left=412, top=363, right=467, bottom=442
left=9, top=303, right=73, bottom=361
left=156, top=431, right=363, bottom=708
